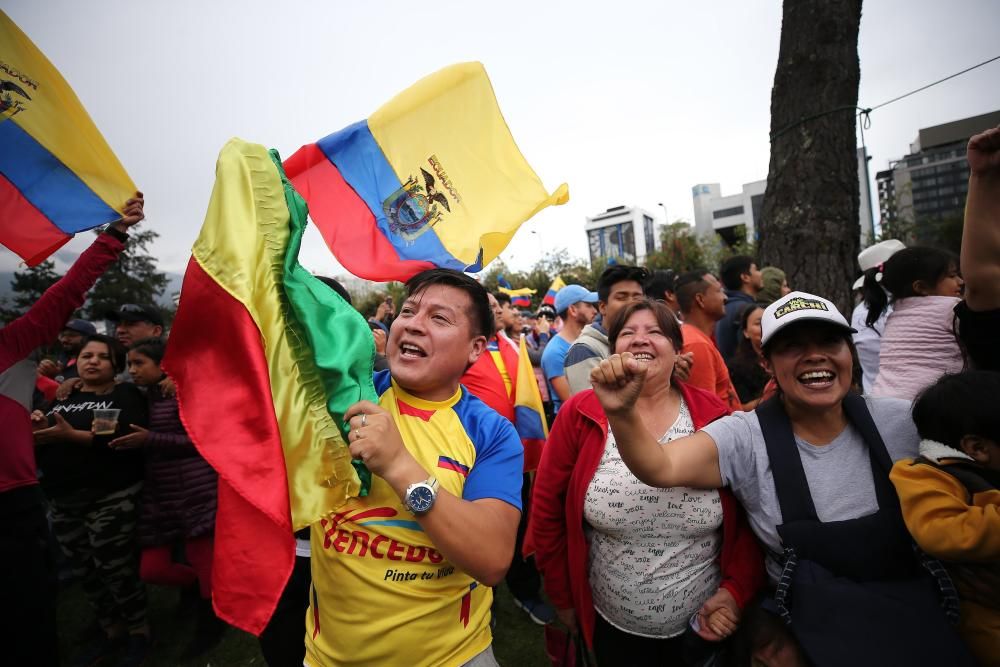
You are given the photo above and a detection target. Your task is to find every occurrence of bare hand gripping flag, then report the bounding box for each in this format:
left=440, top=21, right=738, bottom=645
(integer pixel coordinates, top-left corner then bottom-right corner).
left=284, top=62, right=569, bottom=282
left=0, top=11, right=136, bottom=265
left=164, top=139, right=376, bottom=635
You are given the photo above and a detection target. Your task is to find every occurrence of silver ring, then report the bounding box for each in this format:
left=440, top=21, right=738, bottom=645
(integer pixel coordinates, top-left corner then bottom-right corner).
left=361, top=413, right=367, bottom=427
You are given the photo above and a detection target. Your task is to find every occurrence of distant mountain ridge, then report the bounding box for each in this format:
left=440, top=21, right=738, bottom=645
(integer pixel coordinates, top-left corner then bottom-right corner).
left=0, top=271, right=186, bottom=309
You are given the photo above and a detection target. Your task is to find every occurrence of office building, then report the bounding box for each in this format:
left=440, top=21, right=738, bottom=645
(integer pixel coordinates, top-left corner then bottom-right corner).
left=693, top=147, right=875, bottom=247
left=877, top=110, right=1000, bottom=238
left=584, top=205, right=661, bottom=266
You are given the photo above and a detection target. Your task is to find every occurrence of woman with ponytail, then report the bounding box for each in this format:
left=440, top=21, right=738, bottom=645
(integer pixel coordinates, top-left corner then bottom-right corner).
left=862, top=246, right=965, bottom=400
left=850, top=240, right=905, bottom=393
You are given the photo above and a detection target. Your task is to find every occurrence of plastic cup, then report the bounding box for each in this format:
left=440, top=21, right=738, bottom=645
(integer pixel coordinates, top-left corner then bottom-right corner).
left=92, top=408, right=121, bottom=435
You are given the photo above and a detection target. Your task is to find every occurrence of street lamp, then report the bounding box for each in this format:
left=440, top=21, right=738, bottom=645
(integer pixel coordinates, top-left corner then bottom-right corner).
left=658, top=203, right=668, bottom=251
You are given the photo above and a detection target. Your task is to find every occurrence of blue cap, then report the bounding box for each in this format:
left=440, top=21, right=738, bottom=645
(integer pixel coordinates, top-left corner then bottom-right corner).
left=554, top=284, right=599, bottom=314
left=63, top=319, right=97, bottom=336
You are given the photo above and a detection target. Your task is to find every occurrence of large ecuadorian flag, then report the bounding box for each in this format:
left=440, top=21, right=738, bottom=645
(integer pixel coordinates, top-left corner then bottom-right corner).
left=164, top=139, right=376, bottom=635
left=284, top=62, right=568, bottom=282
left=0, top=11, right=135, bottom=265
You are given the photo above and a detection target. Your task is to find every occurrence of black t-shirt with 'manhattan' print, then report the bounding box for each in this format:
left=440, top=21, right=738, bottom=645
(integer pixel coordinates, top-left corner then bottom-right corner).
left=37, top=383, right=148, bottom=499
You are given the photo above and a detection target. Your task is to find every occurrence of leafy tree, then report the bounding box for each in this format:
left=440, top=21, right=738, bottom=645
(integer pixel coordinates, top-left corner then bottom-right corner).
left=0, top=259, right=60, bottom=323
left=647, top=222, right=708, bottom=273
left=476, top=250, right=603, bottom=310
left=353, top=283, right=406, bottom=320
left=915, top=214, right=963, bottom=256
left=758, top=0, right=863, bottom=314
left=83, top=227, right=169, bottom=321
left=561, top=257, right=609, bottom=291
left=705, top=237, right=760, bottom=276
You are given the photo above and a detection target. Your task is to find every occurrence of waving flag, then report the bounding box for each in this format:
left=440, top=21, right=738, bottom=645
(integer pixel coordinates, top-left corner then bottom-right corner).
left=497, top=274, right=535, bottom=307
left=0, top=11, right=136, bottom=266
left=514, top=334, right=548, bottom=471
left=543, top=276, right=565, bottom=306
left=284, top=62, right=568, bottom=282
left=164, top=139, right=376, bottom=635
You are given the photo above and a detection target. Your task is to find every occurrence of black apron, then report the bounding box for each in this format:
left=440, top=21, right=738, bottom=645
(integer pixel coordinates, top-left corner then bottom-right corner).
left=756, top=393, right=976, bottom=667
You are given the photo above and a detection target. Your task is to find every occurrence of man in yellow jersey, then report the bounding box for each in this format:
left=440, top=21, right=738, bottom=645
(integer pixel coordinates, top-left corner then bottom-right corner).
left=306, top=269, right=524, bottom=667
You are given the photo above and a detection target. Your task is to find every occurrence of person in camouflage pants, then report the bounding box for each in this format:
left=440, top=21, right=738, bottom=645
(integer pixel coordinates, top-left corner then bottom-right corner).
left=49, top=482, right=148, bottom=635
left=33, top=334, right=151, bottom=666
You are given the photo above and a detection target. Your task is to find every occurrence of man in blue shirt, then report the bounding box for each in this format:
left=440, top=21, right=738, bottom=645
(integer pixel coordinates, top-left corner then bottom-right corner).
left=541, top=284, right=598, bottom=413
left=715, top=255, right=763, bottom=361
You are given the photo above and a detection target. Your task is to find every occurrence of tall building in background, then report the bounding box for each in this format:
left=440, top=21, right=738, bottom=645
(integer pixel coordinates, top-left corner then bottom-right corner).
left=876, top=110, right=1000, bottom=241
left=691, top=181, right=765, bottom=247
left=692, top=148, right=874, bottom=247
left=584, top=205, right=661, bottom=266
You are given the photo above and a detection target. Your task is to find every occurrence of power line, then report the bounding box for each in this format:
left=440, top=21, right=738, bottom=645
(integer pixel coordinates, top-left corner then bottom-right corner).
left=770, top=54, right=1000, bottom=141
left=868, top=54, right=1000, bottom=112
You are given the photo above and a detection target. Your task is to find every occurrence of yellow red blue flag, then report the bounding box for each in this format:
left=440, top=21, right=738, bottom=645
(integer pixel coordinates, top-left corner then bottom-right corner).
left=284, top=62, right=568, bottom=282
left=514, top=334, right=547, bottom=471
left=0, top=10, right=136, bottom=265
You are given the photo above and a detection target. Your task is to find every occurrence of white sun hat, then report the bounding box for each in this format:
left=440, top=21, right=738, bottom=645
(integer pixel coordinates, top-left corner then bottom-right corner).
left=761, top=291, right=857, bottom=348
left=852, top=239, right=906, bottom=290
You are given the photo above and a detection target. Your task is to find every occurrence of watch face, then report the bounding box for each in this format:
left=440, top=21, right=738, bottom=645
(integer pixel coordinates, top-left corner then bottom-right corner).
left=408, top=485, right=435, bottom=513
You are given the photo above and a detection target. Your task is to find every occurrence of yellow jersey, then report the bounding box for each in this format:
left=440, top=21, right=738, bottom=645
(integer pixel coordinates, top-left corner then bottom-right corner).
left=305, top=371, right=523, bottom=666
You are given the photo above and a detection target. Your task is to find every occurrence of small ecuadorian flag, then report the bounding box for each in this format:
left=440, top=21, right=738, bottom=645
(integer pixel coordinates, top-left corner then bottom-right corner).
left=514, top=334, right=548, bottom=471
left=543, top=276, right=566, bottom=307
left=0, top=11, right=136, bottom=265
left=284, top=62, right=568, bottom=282
left=498, top=275, right=535, bottom=308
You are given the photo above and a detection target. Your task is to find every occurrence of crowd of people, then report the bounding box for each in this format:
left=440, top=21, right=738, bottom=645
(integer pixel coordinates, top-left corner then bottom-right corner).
left=2, top=128, right=999, bottom=666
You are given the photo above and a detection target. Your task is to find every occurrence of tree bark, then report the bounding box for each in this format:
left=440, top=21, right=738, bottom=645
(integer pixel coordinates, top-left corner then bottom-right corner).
left=759, top=0, right=863, bottom=315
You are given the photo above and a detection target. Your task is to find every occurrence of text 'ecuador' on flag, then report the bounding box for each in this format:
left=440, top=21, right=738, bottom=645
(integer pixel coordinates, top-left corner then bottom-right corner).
left=283, top=62, right=568, bottom=283
left=163, top=138, right=377, bottom=635
left=0, top=11, right=136, bottom=266
left=515, top=334, right=548, bottom=472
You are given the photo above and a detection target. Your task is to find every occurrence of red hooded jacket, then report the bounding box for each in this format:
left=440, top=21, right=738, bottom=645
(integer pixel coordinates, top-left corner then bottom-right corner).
left=526, top=382, right=765, bottom=648
left=0, top=231, right=125, bottom=502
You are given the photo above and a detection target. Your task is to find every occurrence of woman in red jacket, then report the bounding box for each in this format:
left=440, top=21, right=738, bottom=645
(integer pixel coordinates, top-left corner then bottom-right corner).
left=528, top=299, right=764, bottom=665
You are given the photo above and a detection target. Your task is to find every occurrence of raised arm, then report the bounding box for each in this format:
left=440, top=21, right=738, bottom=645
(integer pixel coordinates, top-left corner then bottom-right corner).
left=591, top=352, right=724, bottom=489
left=961, top=126, right=1000, bottom=311
left=0, top=194, right=145, bottom=373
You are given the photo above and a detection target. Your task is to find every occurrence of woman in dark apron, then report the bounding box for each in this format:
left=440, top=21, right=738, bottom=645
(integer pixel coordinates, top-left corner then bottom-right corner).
left=591, top=291, right=976, bottom=666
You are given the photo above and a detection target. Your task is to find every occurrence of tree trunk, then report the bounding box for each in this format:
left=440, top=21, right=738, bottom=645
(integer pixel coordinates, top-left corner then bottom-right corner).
left=759, top=0, right=863, bottom=316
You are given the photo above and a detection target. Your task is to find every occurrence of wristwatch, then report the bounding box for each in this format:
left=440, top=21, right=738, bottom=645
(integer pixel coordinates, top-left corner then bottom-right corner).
left=403, top=477, right=439, bottom=515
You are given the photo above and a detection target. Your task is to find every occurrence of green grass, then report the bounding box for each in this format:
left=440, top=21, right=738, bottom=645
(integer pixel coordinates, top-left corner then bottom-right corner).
left=57, top=581, right=549, bottom=666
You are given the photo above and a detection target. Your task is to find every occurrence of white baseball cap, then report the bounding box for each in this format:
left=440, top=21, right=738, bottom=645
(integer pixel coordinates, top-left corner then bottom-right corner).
left=761, top=291, right=856, bottom=348
left=852, top=239, right=906, bottom=290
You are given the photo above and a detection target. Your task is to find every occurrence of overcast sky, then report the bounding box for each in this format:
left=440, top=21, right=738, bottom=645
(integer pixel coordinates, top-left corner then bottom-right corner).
left=3, top=0, right=999, bottom=278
